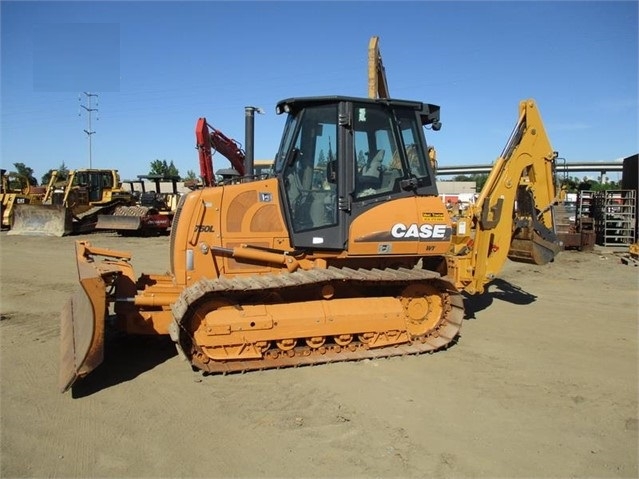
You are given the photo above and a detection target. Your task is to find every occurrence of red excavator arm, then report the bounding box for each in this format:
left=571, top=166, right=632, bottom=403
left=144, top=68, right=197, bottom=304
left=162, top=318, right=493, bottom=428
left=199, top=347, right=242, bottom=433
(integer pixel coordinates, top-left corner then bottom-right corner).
left=195, top=118, right=246, bottom=186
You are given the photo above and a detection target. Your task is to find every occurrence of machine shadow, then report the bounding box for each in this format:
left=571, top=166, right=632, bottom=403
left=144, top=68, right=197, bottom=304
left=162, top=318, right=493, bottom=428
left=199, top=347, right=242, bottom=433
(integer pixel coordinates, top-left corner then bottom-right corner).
left=462, top=277, right=537, bottom=320
left=71, top=335, right=177, bottom=398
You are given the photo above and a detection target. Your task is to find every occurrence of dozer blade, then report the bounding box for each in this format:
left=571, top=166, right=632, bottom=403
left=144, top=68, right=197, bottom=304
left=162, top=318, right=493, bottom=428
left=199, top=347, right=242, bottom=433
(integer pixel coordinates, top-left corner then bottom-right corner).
left=508, top=230, right=562, bottom=265
left=95, top=214, right=142, bottom=231
left=8, top=204, right=73, bottom=237
left=59, top=257, right=107, bottom=393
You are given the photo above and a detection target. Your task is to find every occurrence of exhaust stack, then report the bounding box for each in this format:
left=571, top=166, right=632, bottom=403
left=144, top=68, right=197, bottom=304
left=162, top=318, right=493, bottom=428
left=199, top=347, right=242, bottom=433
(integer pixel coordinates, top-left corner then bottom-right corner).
left=244, top=106, right=263, bottom=177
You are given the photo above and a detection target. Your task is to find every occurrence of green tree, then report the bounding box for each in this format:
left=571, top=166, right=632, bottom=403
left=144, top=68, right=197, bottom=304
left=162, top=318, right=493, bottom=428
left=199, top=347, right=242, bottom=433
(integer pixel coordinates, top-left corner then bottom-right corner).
left=12, top=162, right=38, bottom=186
left=583, top=179, right=621, bottom=192
left=182, top=169, right=200, bottom=190
left=357, top=150, right=366, bottom=169
left=41, top=162, right=69, bottom=186
left=559, top=176, right=579, bottom=193
left=317, top=149, right=326, bottom=167
left=149, top=159, right=180, bottom=178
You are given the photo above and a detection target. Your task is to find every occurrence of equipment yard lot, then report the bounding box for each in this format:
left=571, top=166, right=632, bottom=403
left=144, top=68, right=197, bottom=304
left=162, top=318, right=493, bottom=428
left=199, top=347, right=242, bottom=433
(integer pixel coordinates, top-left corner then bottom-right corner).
left=1, top=232, right=637, bottom=478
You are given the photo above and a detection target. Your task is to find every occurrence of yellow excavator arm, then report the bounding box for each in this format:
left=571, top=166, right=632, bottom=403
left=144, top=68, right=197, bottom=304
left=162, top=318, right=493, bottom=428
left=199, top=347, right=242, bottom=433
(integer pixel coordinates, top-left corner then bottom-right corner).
left=368, top=36, right=390, bottom=99
left=447, top=99, right=561, bottom=294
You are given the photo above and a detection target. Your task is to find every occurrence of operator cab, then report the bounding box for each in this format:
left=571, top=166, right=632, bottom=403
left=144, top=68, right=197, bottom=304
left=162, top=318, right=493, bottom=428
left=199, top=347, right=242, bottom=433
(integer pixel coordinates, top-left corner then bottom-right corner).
left=273, top=96, right=441, bottom=250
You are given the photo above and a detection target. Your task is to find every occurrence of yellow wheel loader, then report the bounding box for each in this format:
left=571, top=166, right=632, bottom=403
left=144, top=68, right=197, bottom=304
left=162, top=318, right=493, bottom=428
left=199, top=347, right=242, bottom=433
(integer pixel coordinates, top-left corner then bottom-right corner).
left=59, top=95, right=561, bottom=392
left=9, top=168, right=135, bottom=236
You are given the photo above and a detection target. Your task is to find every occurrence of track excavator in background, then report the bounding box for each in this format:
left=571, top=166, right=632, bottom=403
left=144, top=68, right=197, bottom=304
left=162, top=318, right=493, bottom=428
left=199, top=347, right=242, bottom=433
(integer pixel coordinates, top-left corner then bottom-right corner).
left=0, top=169, right=46, bottom=230
left=195, top=116, right=249, bottom=185
left=9, top=168, right=135, bottom=236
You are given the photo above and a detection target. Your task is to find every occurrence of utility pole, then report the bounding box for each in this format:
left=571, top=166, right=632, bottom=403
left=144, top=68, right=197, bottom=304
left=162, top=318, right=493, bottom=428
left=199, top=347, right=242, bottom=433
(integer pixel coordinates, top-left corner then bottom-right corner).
left=80, top=92, right=98, bottom=168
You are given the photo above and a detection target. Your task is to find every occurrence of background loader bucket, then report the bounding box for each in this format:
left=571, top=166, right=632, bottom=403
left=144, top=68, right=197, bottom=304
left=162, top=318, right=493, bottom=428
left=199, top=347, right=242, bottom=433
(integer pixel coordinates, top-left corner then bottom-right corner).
left=95, top=214, right=142, bottom=231
left=59, top=259, right=107, bottom=393
left=8, top=204, right=73, bottom=236
left=508, top=230, right=562, bottom=265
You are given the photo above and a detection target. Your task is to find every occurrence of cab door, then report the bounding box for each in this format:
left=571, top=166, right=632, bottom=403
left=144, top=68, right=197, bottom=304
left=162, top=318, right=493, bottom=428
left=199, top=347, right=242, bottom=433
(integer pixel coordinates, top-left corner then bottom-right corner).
left=279, top=102, right=349, bottom=250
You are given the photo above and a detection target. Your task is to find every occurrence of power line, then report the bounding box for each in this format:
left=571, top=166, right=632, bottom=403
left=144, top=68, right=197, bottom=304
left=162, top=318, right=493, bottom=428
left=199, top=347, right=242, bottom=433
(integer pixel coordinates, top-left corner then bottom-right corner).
left=79, top=92, right=99, bottom=168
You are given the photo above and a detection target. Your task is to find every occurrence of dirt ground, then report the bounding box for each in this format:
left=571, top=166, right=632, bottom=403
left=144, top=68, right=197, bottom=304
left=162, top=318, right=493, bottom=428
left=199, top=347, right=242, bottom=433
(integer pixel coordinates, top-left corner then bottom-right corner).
left=0, top=231, right=637, bottom=478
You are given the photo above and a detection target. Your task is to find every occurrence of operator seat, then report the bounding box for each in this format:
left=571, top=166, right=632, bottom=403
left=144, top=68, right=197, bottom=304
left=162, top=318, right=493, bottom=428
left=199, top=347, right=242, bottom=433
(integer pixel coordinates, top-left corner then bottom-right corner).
left=357, top=149, right=385, bottom=195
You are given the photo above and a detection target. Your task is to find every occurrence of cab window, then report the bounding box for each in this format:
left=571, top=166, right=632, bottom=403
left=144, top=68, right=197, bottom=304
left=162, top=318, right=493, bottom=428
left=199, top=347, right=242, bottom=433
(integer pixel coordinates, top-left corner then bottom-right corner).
left=281, top=105, right=338, bottom=232
left=353, top=104, right=403, bottom=198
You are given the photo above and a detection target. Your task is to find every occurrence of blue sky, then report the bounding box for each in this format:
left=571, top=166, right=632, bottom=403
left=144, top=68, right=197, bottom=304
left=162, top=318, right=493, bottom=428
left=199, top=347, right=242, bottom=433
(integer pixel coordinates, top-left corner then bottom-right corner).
left=1, top=0, right=637, bottom=183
